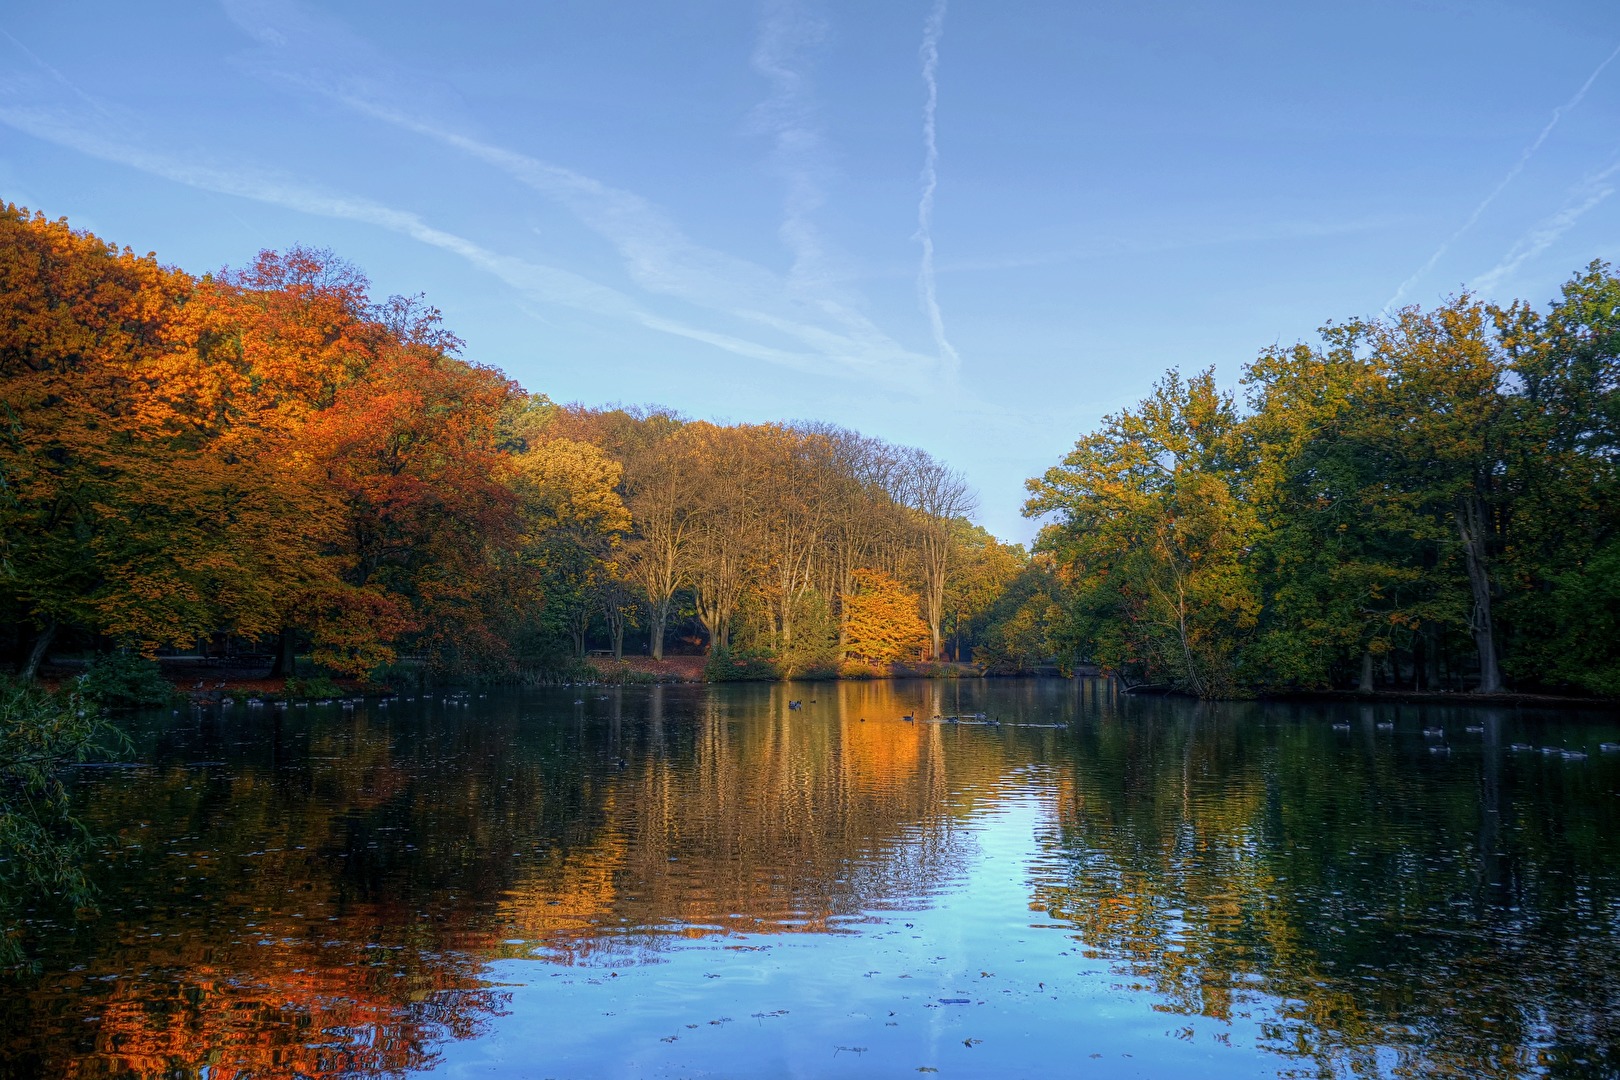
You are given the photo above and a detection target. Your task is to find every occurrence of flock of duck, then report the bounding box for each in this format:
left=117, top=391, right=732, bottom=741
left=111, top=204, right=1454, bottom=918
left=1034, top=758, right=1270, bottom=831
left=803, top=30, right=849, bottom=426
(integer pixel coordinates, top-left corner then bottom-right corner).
left=197, top=690, right=487, bottom=711
left=781, top=700, right=1068, bottom=729
left=1328, top=718, right=1618, bottom=760
left=189, top=693, right=1618, bottom=760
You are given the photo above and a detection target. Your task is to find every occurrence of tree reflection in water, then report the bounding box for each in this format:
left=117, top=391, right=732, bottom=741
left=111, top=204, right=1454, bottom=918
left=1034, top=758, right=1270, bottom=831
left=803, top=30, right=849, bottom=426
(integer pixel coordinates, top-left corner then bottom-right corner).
left=1028, top=698, right=1620, bottom=1078
left=2, top=681, right=1617, bottom=1079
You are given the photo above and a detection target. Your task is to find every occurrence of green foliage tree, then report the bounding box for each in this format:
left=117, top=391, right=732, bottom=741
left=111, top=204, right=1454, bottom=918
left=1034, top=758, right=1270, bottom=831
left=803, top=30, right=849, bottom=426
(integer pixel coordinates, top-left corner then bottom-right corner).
left=1026, top=369, right=1259, bottom=697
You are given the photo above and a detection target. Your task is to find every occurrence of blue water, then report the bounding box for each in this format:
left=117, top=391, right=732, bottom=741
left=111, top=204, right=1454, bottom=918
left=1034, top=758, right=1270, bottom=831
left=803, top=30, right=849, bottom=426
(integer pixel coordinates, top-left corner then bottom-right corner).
left=5, top=679, right=1618, bottom=1078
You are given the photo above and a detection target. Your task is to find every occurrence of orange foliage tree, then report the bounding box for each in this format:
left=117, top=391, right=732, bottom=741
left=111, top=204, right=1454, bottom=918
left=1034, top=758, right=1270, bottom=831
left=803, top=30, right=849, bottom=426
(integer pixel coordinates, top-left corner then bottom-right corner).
left=840, top=569, right=929, bottom=667
left=1, top=205, right=996, bottom=682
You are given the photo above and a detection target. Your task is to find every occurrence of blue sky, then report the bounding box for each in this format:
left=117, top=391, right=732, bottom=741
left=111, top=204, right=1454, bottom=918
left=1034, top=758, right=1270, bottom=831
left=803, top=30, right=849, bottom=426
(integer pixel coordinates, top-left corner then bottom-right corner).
left=3, top=1, right=1617, bottom=541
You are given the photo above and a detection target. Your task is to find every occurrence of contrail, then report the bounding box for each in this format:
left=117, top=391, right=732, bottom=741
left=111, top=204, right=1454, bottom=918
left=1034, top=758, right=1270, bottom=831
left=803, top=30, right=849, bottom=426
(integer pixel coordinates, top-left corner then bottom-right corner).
left=915, top=0, right=960, bottom=371
left=1474, top=159, right=1620, bottom=293
left=1384, top=40, right=1620, bottom=312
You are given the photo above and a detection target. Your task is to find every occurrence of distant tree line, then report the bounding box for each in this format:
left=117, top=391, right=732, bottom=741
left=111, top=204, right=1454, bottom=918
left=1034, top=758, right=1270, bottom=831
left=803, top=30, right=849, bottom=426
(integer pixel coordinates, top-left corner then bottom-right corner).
left=1026, top=264, right=1620, bottom=698
left=524, top=404, right=1033, bottom=676
left=0, top=205, right=1028, bottom=682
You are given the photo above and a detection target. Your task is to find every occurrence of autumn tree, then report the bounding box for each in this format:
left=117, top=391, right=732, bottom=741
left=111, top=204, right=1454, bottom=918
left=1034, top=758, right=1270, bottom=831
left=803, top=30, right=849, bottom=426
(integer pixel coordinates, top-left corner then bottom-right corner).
left=619, top=424, right=702, bottom=659
left=941, top=523, right=1026, bottom=662
left=896, top=448, right=975, bottom=659
left=841, top=569, right=929, bottom=667
left=506, top=435, right=630, bottom=662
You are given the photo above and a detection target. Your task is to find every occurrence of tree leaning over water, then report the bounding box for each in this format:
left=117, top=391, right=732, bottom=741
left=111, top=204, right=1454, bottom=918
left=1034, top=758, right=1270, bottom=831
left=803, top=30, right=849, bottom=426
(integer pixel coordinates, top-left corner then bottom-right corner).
left=1029, top=264, right=1620, bottom=698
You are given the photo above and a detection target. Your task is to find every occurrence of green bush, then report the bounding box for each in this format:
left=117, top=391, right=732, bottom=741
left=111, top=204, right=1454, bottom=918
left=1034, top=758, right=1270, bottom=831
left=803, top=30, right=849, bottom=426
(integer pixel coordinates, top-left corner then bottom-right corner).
left=76, top=653, right=175, bottom=709
left=283, top=675, right=344, bottom=700
left=704, top=644, right=780, bottom=682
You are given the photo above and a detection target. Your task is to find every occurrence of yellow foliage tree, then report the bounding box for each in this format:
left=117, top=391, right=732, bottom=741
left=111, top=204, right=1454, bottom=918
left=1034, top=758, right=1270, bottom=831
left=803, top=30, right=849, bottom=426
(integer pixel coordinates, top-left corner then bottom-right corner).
left=841, top=569, right=930, bottom=667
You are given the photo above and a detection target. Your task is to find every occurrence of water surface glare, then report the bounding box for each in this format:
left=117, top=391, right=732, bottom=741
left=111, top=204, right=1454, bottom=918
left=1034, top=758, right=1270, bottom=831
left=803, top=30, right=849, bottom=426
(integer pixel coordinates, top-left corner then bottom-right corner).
left=5, top=679, right=1620, bottom=1078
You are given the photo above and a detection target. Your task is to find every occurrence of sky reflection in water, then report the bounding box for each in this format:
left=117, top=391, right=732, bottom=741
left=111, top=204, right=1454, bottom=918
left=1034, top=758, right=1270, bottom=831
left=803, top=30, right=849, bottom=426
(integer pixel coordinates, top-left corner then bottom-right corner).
left=4, top=680, right=1619, bottom=1079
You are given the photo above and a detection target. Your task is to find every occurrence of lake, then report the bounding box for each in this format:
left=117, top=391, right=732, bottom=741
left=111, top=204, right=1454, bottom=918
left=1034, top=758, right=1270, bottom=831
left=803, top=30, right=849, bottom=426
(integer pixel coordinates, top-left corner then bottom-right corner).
left=4, top=679, right=1619, bottom=1079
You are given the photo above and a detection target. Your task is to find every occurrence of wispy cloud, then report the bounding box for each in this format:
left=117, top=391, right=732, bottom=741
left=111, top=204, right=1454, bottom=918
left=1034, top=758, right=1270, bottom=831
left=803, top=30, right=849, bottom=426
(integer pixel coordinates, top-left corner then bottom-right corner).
left=1473, top=158, right=1620, bottom=294
left=0, top=91, right=833, bottom=374
left=749, top=0, right=832, bottom=287
left=1384, top=40, right=1620, bottom=312
left=743, top=0, right=930, bottom=367
left=914, top=0, right=959, bottom=373
left=217, top=0, right=943, bottom=384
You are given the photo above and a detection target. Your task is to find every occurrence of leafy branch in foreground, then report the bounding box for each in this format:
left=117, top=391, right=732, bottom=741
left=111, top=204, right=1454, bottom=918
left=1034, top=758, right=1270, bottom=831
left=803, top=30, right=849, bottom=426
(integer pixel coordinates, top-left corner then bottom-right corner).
left=0, top=676, right=126, bottom=970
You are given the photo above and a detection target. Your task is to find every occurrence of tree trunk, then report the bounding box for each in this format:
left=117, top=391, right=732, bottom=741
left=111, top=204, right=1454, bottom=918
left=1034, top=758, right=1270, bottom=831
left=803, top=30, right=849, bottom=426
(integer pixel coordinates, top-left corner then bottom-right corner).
left=570, top=606, right=588, bottom=659
left=1454, top=494, right=1502, bottom=694
left=649, top=598, right=669, bottom=660
left=269, top=628, right=296, bottom=678
left=1358, top=650, right=1375, bottom=693
left=21, top=616, right=56, bottom=681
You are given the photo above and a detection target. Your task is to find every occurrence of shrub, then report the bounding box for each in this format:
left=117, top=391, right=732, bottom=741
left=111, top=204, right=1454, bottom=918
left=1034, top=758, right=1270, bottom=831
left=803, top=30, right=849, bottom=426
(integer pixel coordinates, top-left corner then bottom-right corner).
left=515, top=659, right=599, bottom=686
left=592, top=661, right=660, bottom=685
left=283, top=675, right=344, bottom=700
left=704, top=644, right=779, bottom=682
left=76, top=653, right=175, bottom=709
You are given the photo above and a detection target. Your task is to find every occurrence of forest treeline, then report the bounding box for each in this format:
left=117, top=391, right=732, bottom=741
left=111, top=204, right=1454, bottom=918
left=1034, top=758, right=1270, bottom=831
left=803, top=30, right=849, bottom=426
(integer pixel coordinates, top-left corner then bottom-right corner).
left=0, top=205, right=1038, bottom=683
left=7, top=203, right=1618, bottom=698
left=1025, top=264, right=1620, bottom=698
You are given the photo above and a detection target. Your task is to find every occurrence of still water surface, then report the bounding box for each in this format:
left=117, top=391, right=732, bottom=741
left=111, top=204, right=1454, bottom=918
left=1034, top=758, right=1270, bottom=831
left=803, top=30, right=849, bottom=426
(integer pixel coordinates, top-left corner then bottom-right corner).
left=4, top=679, right=1620, bottom=1079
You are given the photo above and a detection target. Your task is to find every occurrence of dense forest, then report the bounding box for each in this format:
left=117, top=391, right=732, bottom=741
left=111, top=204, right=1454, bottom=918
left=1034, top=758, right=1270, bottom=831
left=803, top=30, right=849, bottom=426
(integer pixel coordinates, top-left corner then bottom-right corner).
left=0, top=204, right=1036, bottom=685
left=1026, top=265, right=1620, bottom=697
